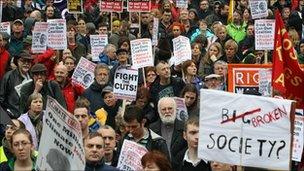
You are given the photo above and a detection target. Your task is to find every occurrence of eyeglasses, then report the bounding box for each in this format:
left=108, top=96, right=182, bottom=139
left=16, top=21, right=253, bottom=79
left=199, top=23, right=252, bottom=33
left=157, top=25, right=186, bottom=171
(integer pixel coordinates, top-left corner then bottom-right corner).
left=19, top=58, right=32, bottom=63
left=13, top=141, right=31, bottom=148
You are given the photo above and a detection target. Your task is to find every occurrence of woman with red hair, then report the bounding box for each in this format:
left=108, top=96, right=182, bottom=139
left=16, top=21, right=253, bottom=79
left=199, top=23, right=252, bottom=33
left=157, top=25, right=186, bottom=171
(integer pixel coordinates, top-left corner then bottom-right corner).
left=141, top=150, right=173, bottom=171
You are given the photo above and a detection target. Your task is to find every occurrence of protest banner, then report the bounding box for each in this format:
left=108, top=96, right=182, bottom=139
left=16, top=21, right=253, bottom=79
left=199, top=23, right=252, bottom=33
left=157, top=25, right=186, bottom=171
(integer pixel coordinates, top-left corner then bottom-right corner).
left=292, top=109, right=304, bottom=162
left=152, top=17, right=159, bottom=46
left=198, top=89, right=293, bottom=170
left=90, top=34, right=108, bottom=62
left=172, top=36, right=192, bottom=65
left=258, top=69, right=272, bottom=97
left=127, top=0, right=151, bottom=12
left=176, top=0, right=188, bottom=8
left=72, top=57, right=96, bottom=89
left=254, top=19, right=275, bottom=50
left=131, top=38, right=153, bottom=69
left=174, top=97, right=188, bottom=122
left=100, top=0, right=123, bottom=12
left=113, top=66, right=138, bottom=101
left=0, top=22, right=11, bottom=36
left=117, top=139, right=148, bottom=170
left=67, top=0, right=83, bottom=13
left=227, top=64, right=271, bottom=95
left=249, top=0, right=268, bottom=19
left=32, top=22, right=48, bottom=53
left=14, top=79, right=33, bottom=97
left=36, top=96, right=85, bottom=171
left=47, top=19, right=67, bottom=50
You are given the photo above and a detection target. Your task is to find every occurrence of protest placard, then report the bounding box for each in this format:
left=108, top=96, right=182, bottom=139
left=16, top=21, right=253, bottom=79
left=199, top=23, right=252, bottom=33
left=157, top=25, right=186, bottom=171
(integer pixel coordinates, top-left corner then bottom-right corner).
left=32, top=22, right=48, bottom=53
left=174, top=97, right=188, bottom=122
left=127, top=0, right=151, bottom=12
left=90, top=34, right=108, bottom=62
left=255, top=19, right=275, bottom=50
left=117, top=139, right=148, bottom=170
left=72, top=57, right=96, bottom=89
left=198, top=89, right=293, bottom=170
left=227, top=64, right=272, bottom=95
left=258, top=69, right=272, bottom=97
left=47, top=19, right=67, bottom=50
left=130, top=39, right=153, bottom=69
left=172, top=36, right=192, bottom=65
left=0, top=22, right=11, bottom=36
left=100, top=0, right=123, bottom=12
left=113, top=66, right=138, bottom=101
left=67, top=0, right=83, bottom=13
left=152, top=17, right=159, bottom=46
left=14, top=79, right=33, bottom=97
left=249, top=0, right=268, bottom=19
left=0, top=1, right=2, bottom=23
left=36, top=96, right=85, bottom=171
left=176, top=0, right=188, bottom=8
left=292, top=109, right=304, bottom=162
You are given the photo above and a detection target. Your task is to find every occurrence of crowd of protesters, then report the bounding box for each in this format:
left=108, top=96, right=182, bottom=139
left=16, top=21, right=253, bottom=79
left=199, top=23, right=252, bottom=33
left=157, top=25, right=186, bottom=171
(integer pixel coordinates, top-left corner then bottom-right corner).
left=0, top=0, right=304, bottom=170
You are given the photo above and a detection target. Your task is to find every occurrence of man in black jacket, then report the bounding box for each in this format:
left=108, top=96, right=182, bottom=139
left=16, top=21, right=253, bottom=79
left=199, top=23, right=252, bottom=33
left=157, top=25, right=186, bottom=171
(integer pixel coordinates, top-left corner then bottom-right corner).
left=19, top=63, right=67, bottom=113
left=112, top=105, right=170, bottom=167
left=150, top=97, right=187, bottom=159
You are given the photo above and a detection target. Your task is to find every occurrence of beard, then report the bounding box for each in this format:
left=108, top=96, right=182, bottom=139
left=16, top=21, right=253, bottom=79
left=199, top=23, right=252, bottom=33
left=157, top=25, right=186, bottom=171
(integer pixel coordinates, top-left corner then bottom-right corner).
left=160, top=114, right=176, bottom=125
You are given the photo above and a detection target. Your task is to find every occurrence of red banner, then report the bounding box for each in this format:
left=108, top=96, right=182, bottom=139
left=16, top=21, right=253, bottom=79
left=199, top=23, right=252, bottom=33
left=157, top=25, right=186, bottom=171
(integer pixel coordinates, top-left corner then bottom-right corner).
left=127, top=0, right=151, bottom=12
left=272, top=11, right=304, bottom=108
left=100, top=0, right=123, bottom=12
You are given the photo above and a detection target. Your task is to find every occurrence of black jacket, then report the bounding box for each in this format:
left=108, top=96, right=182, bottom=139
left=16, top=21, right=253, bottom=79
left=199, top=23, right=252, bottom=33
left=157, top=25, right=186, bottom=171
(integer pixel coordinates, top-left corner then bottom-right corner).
left=0, top=69, right=27, bottom=118
left=83, top=80, right=108, bottom=113
left=112, top=129, right=170, bottom=167
left=85, top=160, right=119, bottom=171
left=149, top=119, right=187, bottom=159
left=19, top=80, right=67, bottom=113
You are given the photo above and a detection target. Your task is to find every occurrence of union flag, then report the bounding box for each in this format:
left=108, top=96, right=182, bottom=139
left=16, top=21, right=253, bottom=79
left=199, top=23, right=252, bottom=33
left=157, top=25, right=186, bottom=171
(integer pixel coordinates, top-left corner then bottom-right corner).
left=272, top=11, right=304, bottom=108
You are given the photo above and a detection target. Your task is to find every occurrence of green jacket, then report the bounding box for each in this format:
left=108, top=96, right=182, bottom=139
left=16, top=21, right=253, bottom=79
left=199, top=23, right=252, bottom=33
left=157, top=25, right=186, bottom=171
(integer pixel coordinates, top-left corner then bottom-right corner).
left=226, top=22, right=247, bottom=43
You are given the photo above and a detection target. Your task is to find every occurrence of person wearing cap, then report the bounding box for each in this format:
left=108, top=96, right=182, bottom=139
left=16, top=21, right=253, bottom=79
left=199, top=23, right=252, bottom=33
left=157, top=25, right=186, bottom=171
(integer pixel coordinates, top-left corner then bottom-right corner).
left=0, top=33, right=11, bottom=81
left=83, top=63, right=111, bottom=113
left=19, top=63, right=67, bottom=113
left=204, top=74, right=223, bottom=90
left=8, top=19, right=25, bottom=57
left=0, top=51, right=34, bottom=118
left=53, top=64, right=84, bottom=113
left=96, top=86, right=122, bottom=129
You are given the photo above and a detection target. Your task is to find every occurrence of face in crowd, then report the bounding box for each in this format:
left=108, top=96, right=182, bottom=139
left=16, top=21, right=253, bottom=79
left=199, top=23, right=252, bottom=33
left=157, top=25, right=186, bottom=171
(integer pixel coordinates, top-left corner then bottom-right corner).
left=98, top=127, right=116, bottom=155
left=84, top=134, right=105, bottom=162
left=11, top=130, right=34, bottom=162
left=156, top=62, right=171, bottom=80
left=95, top=67, right=109, bottom=86
left=158, top=97, right=176, bottom=125
left=74, top=107, right=89, bottom=131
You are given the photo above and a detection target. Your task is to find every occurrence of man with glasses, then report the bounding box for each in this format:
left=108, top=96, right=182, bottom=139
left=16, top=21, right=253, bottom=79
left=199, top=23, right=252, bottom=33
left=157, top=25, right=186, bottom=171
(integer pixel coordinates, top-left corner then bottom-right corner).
left=19, top=63, right=66, bottom=113
left=0, top=51, right=33, bottom=118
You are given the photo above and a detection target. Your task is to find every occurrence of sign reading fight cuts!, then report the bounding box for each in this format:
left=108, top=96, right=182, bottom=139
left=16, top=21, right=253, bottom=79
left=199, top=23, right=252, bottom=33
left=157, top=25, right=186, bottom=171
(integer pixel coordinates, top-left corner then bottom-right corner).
left=198, top=89, right=293, bottom=170
left=127, top=0, right=151, bottom=12
left=113, top=66, right=138, bottom=101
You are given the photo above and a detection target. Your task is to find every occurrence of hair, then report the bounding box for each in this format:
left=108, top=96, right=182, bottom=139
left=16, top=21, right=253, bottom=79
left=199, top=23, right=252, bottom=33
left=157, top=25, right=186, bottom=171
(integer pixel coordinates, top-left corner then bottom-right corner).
left=191, top=42, right=202, bottom=53
left=180, top=84, right=198, bottom=107
left=141, top=150, right=172, bottom=171
left=75, top=96, right=90, bottom=111
left=27, top=93, right=43, bottom=108
left=10, top=119, right=26, bottom=129
left=84, top=132, right=104, bottom=146
left=98, top=22, right=108, bottom=29
left=157, top=97, right=176, bottom=116
left=184, top=115, right=199, bottom=131
left=124, top=105, right=144, bottom=123
left=156, top=60, right=169, bottom=72
left=118, top=36, right=130, bottom=49
left=11, top=128, right=33, bottom=145
left=224, top=39, right=238, bottom=52
left=100, top=125, right=115, bottom=132
left=202, top=42, right=223, bottom=64
left=144, top=66, right=156, bottom=77
left=103, top=44, right=116, bottom=54
left=182, top=60, right=196, bottom=75
left=214, top=60, right=228, bottom=68
left=136, top=86, right=150, bottom=101
left=169, top=22, right=185, bottom=33
left=215, top=24, right=227, bottom=36
left=94, top=63, right=109, bottom=77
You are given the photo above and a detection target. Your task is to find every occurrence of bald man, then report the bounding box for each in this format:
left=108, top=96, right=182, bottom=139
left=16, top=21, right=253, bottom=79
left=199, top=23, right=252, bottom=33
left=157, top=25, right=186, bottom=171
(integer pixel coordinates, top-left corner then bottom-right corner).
left=54, top=64, right=84, bottom=112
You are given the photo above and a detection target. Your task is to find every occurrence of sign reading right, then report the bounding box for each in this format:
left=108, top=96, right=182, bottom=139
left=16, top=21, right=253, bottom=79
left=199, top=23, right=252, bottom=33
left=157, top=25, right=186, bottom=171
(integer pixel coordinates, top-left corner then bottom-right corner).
left=198, top=89, right=293, bottom=170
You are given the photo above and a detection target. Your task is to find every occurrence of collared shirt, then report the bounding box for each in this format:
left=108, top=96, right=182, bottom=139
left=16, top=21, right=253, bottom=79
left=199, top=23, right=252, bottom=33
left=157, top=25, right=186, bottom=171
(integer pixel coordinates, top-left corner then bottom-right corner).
left=183, top=149, right=207, bottom=167
left=127, top=128, right=149, bottom=148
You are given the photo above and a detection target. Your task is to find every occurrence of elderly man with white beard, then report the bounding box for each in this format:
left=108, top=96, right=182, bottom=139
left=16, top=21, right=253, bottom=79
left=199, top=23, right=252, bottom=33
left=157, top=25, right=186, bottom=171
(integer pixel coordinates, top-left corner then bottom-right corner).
left=149, top=97, right=187, bottom=161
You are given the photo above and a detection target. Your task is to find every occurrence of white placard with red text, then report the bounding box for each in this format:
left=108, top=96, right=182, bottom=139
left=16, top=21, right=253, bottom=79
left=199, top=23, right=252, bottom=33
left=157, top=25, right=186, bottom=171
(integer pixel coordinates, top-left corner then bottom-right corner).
left=47, top=19, right=67, bottom=50
left=172, top=36, right=191, bottom=65
left=254, top=19, right=275, bottom=50
left=131, top=38, right=153, bottom=69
